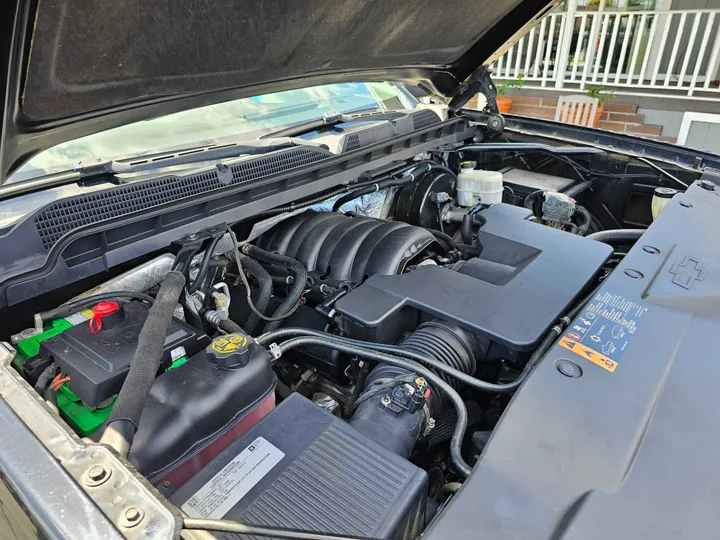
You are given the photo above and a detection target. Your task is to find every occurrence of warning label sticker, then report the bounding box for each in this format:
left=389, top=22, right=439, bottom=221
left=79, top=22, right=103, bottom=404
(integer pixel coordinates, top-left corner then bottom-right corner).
left=560, top=291, right=648, bottom=372
left=181, top=437, right=284, bottom=519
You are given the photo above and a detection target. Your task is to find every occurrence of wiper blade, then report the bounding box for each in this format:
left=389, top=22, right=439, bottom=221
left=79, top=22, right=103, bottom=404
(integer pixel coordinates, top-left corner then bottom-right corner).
left=0, top=138, right=327, bottom=200
left=72, top=137, right=326, bottom=178
left=262, top=109, right=405, bottom=139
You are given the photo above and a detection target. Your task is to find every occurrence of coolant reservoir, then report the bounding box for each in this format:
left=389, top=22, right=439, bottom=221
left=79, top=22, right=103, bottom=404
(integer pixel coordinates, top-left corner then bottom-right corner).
left=456, top=162, right=503, bottom=207
left=652, top=187, right=678, bottom=220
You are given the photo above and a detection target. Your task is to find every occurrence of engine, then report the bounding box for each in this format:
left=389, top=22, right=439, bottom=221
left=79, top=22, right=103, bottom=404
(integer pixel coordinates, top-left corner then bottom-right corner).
left=7, top=159, right=619, bottom=540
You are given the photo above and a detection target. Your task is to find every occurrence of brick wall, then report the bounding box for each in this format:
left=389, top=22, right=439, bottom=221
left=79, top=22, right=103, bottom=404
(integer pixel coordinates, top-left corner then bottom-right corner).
left=498, top=96, right=677, bottom=144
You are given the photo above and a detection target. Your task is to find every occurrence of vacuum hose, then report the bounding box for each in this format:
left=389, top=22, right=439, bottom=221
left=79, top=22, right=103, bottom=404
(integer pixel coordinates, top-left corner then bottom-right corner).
left=586, top=228, right=644, bottom=246
left=239, top=256, right=273, bottom=335
left=100, top=270, right=186, bottom=456
left=242, top=245, right=308, bottom=333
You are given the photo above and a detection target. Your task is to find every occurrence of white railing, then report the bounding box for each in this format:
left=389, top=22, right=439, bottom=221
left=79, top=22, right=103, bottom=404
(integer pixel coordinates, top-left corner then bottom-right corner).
left=492, top=6, right=720, bottom=100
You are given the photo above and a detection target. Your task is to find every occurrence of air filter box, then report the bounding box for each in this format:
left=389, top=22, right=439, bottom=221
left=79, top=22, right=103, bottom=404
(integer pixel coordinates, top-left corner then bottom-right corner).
left=171, top=392, right=428, bottom=540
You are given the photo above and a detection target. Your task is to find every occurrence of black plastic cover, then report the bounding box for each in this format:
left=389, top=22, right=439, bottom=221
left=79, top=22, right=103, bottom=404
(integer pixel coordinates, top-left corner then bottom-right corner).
left=172, top=392, right=427, bottom=540
left=335, top=204, right=613, bottom=351
left=39, top=301, right=209, bottom=406
left=425, top=179, right=720, bottom=539
left=256, top=211, right=436, bottom=282
left=129, top=343, right=276, bottom=483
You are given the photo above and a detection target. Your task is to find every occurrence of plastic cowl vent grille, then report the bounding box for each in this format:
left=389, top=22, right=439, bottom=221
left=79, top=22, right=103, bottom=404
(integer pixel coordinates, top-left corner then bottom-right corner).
left=344, top=134, right=362, bottom=152
left=34, top=147, right=327, bottom=250
left=241, top=426, right=411, bottom=537
left=412, top=109, right=441, bottom=130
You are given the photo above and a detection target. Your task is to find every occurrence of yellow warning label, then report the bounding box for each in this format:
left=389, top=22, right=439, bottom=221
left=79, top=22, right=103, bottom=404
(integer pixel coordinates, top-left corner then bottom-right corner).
left=211, top=334, right=248, bottom=354
left=558, top=336, right=618, bottom=373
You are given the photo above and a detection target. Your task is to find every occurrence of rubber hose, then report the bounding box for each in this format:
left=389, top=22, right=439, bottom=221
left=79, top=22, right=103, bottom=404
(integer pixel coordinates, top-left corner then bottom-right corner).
left=219, top=318, right=244, bottom=334
left=243, top=246, right=308, bottom=333
left=461, top=214, right=473, bottom=245
left=238, top=256, right=273, bottom=335
left=400, top=321, right=476, bottom=391
left=574, top=205, right=592, bottom=236
left=259, top=327, right=529, bottom=394
left=103, top=270, right=186, bottom=454
left=332, top=162, right=433, bottom=212
left=586, top=229, right=644, bottom=245
left=259, top=187, right=348, bottom=217
left=276, top=336, right=473, bottom=477
left=429, top=229, right=457, bottom=252
left=564, top=179, right=594, bottom=198
left=38, top=291, right=155, bottom=323
left=189, top=236, right=222, bottom=294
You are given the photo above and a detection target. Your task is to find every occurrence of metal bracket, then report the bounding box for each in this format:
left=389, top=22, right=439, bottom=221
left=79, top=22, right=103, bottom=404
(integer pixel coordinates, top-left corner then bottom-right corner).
left=448, top=66, right=498, bottom=114
left=0, top=343, right=180, bottom=538
left=172, top=224, right=227, bottom=275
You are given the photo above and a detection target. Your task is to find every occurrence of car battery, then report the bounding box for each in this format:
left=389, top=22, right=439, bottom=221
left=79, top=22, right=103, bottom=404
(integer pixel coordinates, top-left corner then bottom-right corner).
left=171, top=392, right=428, bottom=540
left=39, top=300, right=209, bottom=407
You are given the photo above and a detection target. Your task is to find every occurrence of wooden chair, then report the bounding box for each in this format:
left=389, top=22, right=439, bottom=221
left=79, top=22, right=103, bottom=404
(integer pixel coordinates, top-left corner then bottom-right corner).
left=554, top=95, right=599, bottom=127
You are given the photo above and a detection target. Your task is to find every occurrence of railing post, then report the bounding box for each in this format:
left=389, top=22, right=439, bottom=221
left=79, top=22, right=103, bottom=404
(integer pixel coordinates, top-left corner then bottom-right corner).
left=582, top=0, right=606, bottom=90
left=555, top=0, right=578, bottom=88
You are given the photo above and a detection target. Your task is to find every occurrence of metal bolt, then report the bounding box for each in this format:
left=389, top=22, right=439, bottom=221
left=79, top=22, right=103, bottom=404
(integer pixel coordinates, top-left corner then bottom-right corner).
left=161, top=481, right=172, bottom=491
left=88, top=466, right=106, bottom=481
left=85, top=465, right=111, bottom=487
left=381, top=396, right=391, bottom=406
left=120, top=507, right=145, bottom=528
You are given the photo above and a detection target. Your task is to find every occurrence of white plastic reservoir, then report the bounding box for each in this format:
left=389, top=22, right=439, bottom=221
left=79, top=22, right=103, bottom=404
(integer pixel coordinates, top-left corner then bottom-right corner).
left=456, top=162, right=503, bottom=207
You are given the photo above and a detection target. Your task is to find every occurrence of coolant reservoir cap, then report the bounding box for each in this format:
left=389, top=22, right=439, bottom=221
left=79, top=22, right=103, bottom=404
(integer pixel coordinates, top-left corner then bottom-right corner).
left=207, top=333, right=252, bottom=369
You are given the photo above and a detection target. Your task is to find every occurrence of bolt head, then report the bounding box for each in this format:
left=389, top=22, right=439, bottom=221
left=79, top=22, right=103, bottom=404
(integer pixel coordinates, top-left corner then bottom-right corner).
left=88, top=465, right=106, bottom=481
left=381, top=396, right=391, bottom=405
left=125, top=508, right=141, bottom=522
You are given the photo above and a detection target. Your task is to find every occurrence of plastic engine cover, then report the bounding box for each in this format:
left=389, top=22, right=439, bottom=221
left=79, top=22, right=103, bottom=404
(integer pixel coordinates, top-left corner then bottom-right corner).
left=172, top=393, right=427, bottom=540
left=335, top=204, right=613, bottom=351
left=129, top=340, right=276, bottom=489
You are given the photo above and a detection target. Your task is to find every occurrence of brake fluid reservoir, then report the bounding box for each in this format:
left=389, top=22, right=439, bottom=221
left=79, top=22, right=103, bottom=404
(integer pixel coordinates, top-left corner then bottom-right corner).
left=456, top=162, right=503, bottom=207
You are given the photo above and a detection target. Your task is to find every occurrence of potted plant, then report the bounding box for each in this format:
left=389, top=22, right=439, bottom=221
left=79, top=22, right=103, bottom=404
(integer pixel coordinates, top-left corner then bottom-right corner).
left=585, top=84, right=615, bottom=127
left=496, top=74, right=525, bottom=114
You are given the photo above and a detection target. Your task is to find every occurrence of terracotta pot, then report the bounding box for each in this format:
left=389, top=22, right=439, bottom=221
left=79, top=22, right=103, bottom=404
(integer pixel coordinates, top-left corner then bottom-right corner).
left=497, top=96, right=512, bottom=114
left=592, top=106, right=604, bottom=128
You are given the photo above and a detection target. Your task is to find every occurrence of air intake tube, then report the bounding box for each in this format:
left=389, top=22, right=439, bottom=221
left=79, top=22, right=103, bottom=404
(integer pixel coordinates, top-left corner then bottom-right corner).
left=349, top=321, right=476, bottom=458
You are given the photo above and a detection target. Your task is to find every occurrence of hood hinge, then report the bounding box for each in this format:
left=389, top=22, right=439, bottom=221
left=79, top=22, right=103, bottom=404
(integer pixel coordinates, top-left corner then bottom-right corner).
left=448, top=66, right=498, bottom=114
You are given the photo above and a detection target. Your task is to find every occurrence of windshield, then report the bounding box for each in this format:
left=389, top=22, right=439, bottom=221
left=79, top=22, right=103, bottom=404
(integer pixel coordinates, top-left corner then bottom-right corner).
left=9, top=81, right=416, bottom=183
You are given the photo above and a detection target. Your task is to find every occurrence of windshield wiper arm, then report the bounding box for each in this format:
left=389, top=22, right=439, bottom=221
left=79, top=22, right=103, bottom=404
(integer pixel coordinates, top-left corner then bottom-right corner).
left=0, top=138, right=328, bottom=200
left=72, top=137, right=328, bottom=178
left=262, top=109, right=405, bottom=139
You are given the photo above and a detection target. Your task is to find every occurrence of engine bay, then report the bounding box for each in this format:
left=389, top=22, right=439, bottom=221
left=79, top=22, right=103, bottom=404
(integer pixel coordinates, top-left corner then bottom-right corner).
left=0, top=112, right=713, bottom=539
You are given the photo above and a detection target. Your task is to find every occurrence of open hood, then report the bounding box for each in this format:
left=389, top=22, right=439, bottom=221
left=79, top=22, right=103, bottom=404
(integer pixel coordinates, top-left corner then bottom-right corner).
left=1, top=0, right=555, bottom=180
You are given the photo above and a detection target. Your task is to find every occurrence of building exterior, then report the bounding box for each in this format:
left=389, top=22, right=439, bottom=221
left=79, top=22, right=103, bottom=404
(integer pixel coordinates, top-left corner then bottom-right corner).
left=486, top=0, right=720, bottom=151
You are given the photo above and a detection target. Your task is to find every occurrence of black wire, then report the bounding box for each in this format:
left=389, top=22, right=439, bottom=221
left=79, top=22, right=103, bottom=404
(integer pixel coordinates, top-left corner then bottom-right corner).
left=38, top=291, right=155, bottom=323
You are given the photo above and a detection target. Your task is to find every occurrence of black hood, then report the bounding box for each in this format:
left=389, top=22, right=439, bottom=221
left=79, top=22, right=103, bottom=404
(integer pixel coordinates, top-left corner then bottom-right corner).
left=1, top=0, right=555, bottom=179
